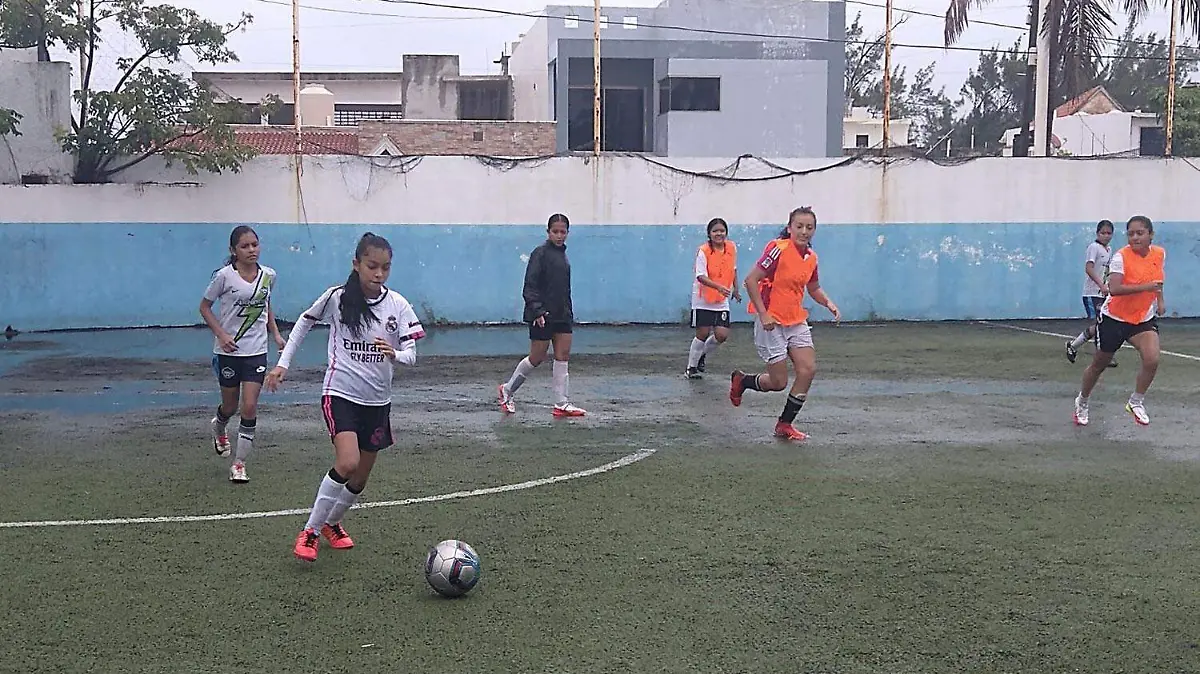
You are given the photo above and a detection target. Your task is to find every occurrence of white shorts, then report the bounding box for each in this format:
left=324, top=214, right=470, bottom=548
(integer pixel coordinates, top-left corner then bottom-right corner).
left=753, top=320, right=814, bottom=364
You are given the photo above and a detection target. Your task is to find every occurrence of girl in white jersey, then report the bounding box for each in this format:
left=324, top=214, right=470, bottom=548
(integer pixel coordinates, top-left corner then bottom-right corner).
left=686, top=217, right=741, bottom=378
left=265, top=233, right=425, bottom=563
left=1066, top=219, right=1117, bottom=367
left=199, top=225, right=285, bottom=483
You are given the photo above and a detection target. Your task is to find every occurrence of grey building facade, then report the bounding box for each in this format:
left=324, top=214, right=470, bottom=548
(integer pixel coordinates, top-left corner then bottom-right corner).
left=508, top=0, right=846, bottom=157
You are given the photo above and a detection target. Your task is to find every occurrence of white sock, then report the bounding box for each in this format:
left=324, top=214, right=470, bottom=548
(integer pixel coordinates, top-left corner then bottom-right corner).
left=325, top=485, right=362, bottom=525
left=703, top=335, right=721, bottom=357
left=304, top=470, right=347, bottom=531
left=505, top=357, right=538, bottom=394
left=234, top=418, right=255, bottom=463
left=1130, top=392, right=1145, bottom=405
left=552, top=359, right=569, bottom=405
left=687, top=338, right=705, bottom=368
left=1070, top=331, right=1089, bottom=349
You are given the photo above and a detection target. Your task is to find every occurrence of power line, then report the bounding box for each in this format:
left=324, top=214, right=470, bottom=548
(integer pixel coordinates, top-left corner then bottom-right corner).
left=365, top=0, right=1197, bottom=61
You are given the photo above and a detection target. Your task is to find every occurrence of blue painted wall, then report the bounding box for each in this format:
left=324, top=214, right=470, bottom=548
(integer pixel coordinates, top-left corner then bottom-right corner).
left=2, top=222, right=1197, bottom=331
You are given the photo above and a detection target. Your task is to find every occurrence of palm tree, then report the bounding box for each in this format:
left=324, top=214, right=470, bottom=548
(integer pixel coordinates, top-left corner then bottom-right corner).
left=945, top=0, right=1119, bottom=105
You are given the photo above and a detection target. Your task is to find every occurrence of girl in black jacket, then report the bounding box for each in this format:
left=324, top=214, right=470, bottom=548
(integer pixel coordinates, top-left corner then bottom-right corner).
left=498, top=214, right=587, bottom=417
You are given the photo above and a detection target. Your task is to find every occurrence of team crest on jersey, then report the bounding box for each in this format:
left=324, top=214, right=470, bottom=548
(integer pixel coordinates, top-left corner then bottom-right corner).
left=385, top=315, right=398, bottom=334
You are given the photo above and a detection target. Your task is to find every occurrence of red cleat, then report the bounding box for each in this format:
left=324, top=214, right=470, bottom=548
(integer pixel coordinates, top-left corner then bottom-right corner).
left=773, top=422, right=808, bottom=442
left=321, top=523, right=355, bottom=549
left=293, top=528, right=320, bottom=562
left=730, top=371, right=746, bottom=407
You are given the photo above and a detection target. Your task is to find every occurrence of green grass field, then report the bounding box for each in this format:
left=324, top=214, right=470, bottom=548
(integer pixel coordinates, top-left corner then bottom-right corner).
left=3, top=320, right=1200, bottom=673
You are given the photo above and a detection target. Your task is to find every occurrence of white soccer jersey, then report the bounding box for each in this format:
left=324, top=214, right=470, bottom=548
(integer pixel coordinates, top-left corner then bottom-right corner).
left=203, top=264, right=278, bottom=356
left=1082, top=241, right=1113, bottom=297
left=282, top=285, right=425, bottom=406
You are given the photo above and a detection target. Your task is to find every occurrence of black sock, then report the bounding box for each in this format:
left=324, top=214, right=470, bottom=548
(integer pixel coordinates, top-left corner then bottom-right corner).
left=347, top=482, right=364, bottom=495
left=327, top=467, right=348, bottom=484
left=779, top=394, right=806, bottom=424
left=741, top=373, right=763, bottom=392
left=215, top=405, right=233, bottom=424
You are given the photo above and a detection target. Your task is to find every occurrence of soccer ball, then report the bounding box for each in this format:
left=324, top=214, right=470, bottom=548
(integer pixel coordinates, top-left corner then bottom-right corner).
left=424, top=539, right=481, bottom=598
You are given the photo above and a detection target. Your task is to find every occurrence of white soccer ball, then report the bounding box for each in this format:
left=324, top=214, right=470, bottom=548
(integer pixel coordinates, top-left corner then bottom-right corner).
left=424, top=539, right=481, bottom=598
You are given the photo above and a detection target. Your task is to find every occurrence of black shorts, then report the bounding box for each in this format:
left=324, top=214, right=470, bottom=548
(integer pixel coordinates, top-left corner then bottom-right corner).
left=530, top=321, right=573, bottom=342
left=1097, top=314, right=1158, bottom=354
left=691, top=308, right=731, bottom=329
left=321, top=395, right=394, bottom=452
left=212, top=354, right=268, bottom=388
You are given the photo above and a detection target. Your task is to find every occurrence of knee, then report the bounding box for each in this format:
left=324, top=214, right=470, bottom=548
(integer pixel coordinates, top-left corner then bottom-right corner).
left=1142, top=353, right=1160, bottom=370
left=714, top=333, right=728, bottom=344
left=333, top=455, right=359, bottom=477
left=528, top=353, right=546, bottom=367
left=764, top=370, right=788, bottom=391
left=795, top=361, right=816, bottom=381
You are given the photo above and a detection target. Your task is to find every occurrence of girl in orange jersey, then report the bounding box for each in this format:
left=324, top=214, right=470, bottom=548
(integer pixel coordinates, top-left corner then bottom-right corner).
left=1073, top=215, right=1166, bottom=427
left=729, top=207, right=841, bottom=441
left=686, top=218, right=742, bottom=378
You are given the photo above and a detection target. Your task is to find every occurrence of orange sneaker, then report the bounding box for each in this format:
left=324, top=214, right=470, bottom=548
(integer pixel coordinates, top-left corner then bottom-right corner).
left=321, top=523, right=355, bottom=549
left=293, top=528, right=320, bottom=562
left=552, top=403, right=586, bottom=418
left=773, top=422, right=808, bottom=442
left=730, top=371, right=746, bottom=407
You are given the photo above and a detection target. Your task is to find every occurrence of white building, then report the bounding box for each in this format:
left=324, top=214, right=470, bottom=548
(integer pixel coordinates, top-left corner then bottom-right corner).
left=842, top=106, right=912, bottom=153
left=1001, top=85, right=1165, bottom=157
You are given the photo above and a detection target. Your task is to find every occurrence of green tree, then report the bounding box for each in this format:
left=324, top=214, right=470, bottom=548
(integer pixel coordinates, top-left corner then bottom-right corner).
left=1093, top=18, right=1200, bottom=110
left=1148, top=86, right=1200, bottom=155
left=0, top=107, right=22, bottom=136
left=0, top=0, right=258, bottom=183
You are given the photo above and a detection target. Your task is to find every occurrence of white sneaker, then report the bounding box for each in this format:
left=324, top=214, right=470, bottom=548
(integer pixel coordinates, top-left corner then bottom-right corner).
left=211, top=417, right=231, bottom=457
left=1126, top=401, right=1150, bottom=426
left=552, top=403, right=587, bottom=418
left=497, top=384, right=516, bottom=414
left=1073, top=395, right=1089, bottom=426
left=229, top=461, right=249, bottom=483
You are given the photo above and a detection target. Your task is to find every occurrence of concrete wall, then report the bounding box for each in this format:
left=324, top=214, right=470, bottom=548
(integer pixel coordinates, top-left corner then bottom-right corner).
left=2, top=155, right=1199, bottom=331
left=508, top=18, right=553, bottom=121
left=0, top=50, right=73, bottom=184
left=197, top=73, right=404, bottom=105
left=401, top=55, right=460, bottom=120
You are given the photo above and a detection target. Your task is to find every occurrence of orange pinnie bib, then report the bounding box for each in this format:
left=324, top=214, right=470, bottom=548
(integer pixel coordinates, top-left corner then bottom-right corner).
left=749, top=238, right=819, bottom=326
left=698, top=241, right=737, bottom=304
left=1104, top=245, right=1165, bottom=324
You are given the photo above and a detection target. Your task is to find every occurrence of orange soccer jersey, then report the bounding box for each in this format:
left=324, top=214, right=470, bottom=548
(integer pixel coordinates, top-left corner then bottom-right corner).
left=748, top=238, right=819, bottom=326
left=1102, top=245, right=1165, bottom=324
left=696, top=241, right=737, bottom=304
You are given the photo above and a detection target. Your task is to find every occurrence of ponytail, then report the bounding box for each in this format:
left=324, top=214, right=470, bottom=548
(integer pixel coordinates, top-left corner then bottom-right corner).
left=339, top=231, right=394, bottom=338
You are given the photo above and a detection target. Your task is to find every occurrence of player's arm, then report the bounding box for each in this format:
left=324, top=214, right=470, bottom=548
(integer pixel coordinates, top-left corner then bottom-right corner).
left=522, top=247, right=547, bottom=323
left=266, top=305, right=285, bottom=349
left=694, top=250, right=727, bottom=294
left=1084, top=261, right=1106, bottom=292
left=806, top=268, right=840, bottom=322
left=199, top=274, right=236, bottom=352
left=267, top=289, right=334, bottom=390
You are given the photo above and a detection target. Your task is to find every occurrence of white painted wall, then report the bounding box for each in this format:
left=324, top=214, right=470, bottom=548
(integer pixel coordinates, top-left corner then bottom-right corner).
left=1052, top=111, right=1156, bottom=156
left=4, top=154, right=1196, bottom=225
left=509, top=18, right=553, bottom=121
left=203, top=75, right=403, bottom=105
left=0, top=50, right=74, bottom=184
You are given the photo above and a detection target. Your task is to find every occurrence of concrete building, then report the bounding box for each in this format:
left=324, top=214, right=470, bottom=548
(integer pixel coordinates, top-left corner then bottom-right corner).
left=1001, top=86, right=1165, bottom=157
left=0, top=48, right=73, bottom=184
left=842, top=106, right=913, bottom=154
left=507, top=0, right=845, bottom=156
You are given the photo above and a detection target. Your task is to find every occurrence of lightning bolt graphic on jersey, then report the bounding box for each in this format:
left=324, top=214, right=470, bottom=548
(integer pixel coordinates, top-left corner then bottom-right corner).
left=234, top=274, right=271, bottom=341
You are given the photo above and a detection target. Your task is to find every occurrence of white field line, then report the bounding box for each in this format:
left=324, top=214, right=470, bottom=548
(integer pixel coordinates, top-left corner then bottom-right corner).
left=977, top=321, right=1200, bottom=362
left=0, top=448, right=656, bottom=529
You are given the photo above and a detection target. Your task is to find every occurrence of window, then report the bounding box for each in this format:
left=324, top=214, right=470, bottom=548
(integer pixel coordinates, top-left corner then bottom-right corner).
left=458, top=82, right=510, bottom=121
left=658, top=77, right=720, bottom=113
left=332, top=104, right=404, bottom=126
left=622, top=16, right=638, bottom=29
left=855, top=134, right=869, bottom=148
left=564, top=14, right=579, bottom=28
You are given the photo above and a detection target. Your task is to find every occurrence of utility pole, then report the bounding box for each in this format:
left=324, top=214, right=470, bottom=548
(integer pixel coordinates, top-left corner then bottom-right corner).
left=1016, top=0, right=1040, bottom=156
left=1166, top=0, right=1180, bottom=156
left=593, top=0, right=602, bottom=156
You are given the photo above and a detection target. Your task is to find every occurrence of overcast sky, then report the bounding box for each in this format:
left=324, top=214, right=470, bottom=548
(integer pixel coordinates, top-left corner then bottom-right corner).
left=79, top=0, right=1180, bottom=102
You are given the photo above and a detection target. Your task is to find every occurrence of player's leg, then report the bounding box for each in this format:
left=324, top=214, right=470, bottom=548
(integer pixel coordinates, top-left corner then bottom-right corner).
left=774, top=333, right=816, bottom=441
left=322, top=403, right=392, bottom=550
left=1124, top=325, right=1160, bottom=426
left=730, top=320, right=787, bottom=407
left=294, top=397, right=363, bottom=562
left=230, top=356, right=267, bottom=483
left=1067, top=297, right=1098, bottom=363
left=551, top=327, right=585, bottom=417
left=687, top=317, right=712, bottom=378
left=210, top=355, right=240, bottom=458
left=498, top=326, right=552, bottom=414
left=1073, top=316, right=1120, bottom=426
left=698, top=313, right=730, bottom=373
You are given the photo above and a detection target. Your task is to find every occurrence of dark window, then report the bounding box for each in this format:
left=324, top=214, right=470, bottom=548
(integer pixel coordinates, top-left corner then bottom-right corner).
left=855, top=134, right=869, bottom=148
left=658, top=77, right=720, bottom=112
left=459, top=82, right=510, bottom=121
left=332, top=104, right=404, bottom=126
left=1139, top=126, right=1165, bottom=156
left=473, top=130, right=484, bottom=141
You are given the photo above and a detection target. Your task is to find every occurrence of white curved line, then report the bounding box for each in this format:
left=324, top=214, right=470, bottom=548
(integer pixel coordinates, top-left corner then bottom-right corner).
left=0, top=448, right=656, bottom=529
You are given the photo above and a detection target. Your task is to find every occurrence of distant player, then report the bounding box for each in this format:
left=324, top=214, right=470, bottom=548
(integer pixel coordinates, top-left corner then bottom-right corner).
left=1066, top=219, right=1117, bottom=367
left=199, top=225, right=285, bottom=483
left=497, top=214, right=586, bottom=418
left=686, top=218, right=741, bottom=378
left=264, top=232, right=425, bottom=562
left=729, top=207, right=840, bottom=441
left=1073, top=215, right=1165, bottom=427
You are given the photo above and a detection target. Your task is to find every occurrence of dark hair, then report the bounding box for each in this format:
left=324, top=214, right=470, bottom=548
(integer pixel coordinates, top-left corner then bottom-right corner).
left=339, top=232, right=393, bottom=338
left=1127, top=215, right=1153, bottom=233
left=226, top=225, right=258, bottom=266
left=706, top=218, right=728, bottom=251
left=778, top=207, right=817, bottom=239
left=547, top=213, right=570, bottom=230
left=1096, top=219, right=1113, bottom=233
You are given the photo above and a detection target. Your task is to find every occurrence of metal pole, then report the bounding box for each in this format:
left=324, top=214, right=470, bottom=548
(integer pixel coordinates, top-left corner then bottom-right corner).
left=1166, top=0, right=1179, bottom=156
left=593, top=0, right=602, bottom=155
left=292, top=0, right=302, bottom=155
left=1033, top=17, right=1051, bottom=156
left=881, top=0, right=893, bottom=154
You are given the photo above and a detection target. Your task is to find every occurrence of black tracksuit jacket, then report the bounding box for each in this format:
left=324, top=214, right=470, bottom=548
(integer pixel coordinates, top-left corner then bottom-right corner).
left=522, top=241, right=573, bottom=325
